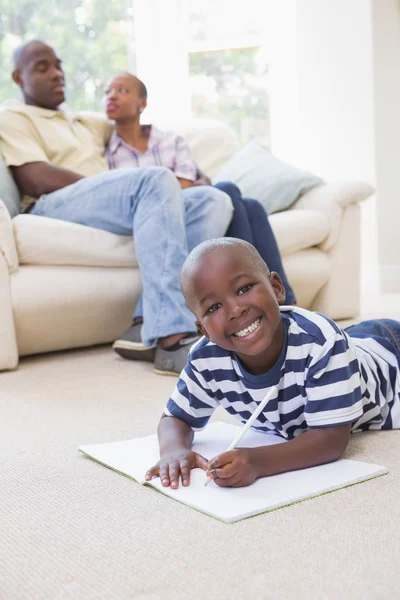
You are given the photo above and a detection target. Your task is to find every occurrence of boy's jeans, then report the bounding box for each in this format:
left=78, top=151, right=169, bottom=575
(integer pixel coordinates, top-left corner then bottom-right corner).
left=345, top=319, right=400, bottom=361
left=31, top=167, right=233, bottom=346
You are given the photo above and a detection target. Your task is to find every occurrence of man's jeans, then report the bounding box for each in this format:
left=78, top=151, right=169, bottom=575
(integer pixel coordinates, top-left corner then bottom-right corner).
left=31, top=168, right=233, bottom=346
left=132, top=183, right=234, bottom=321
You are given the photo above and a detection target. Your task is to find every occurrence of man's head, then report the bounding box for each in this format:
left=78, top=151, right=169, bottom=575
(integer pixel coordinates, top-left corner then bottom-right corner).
left=181, top=238, right=286, bottom=374
left=12, top=40, right=65, bottom=109
left=104, top=72, right=147, bottom=122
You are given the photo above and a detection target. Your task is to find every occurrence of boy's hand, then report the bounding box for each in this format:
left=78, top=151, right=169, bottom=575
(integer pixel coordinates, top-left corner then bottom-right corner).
left=145, top=450, right=208, bottom=489
left=206, top=448, right=260, bottom=487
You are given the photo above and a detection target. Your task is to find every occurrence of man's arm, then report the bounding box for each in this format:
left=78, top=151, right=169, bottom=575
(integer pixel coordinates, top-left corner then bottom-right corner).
left=207, top=424, right=351, bottom=487
left=11, top=162, right=84, bottom=198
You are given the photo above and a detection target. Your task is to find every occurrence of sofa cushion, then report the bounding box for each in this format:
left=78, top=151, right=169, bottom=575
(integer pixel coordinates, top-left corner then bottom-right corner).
left=13, top=215, right=138, bottom=267
left=212, top=140, right=324, bottom=214
left=0, top=153, right=21, bottom=218
left=174, top=118, right=240, bottom=179
left=293, top=181, right=374, bottom=251
left=269, top=209, right=330, bottom=257
left=13, top=208, right=329, bottom=267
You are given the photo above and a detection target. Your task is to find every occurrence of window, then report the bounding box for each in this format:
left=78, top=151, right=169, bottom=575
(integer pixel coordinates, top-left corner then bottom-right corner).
left=187, top=0, right=270, bottom=145
left=0, top=0, right=270, bottom=145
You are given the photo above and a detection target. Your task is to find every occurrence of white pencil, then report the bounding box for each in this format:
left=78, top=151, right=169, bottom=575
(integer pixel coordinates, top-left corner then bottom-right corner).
left=204, top=385, right=278, bottom=486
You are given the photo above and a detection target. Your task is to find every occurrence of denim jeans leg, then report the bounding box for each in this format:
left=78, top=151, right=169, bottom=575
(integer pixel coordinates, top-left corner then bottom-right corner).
left=133, top=184, right=233, bottom=321
left=31, top=167, right=197, bottom=346
left=182, top=185, right=233, bottom=251
left=244, top=198, right=296, bottom=304
left=215, top=181, right=254, bottom=243
left=214, top=181, right=296, bottom=304
left=345, top=319, right=400, bottom=357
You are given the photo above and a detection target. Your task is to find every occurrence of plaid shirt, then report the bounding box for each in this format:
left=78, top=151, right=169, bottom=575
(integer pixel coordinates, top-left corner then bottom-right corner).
left=105, top=124, right=198, bottom=181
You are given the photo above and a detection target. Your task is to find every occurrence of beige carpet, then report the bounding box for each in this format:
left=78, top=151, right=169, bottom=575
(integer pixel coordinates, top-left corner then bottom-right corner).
left=1, top=345, right=400, bottom=600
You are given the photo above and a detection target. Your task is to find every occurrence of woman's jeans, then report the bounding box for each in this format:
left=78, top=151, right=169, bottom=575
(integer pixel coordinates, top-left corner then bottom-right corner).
left=215, top=181, right=296, bottom=304
left=31, top=167, right=233, bottom=346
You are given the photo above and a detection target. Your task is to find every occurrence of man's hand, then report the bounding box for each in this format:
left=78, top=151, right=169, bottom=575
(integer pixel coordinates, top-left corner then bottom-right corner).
left=145, top=449, right=208, bottom=489
left=206, top=448, right=260, bottom=488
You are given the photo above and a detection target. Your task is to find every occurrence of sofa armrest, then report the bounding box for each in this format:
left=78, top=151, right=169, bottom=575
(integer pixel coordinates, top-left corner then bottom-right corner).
left=0, top=200, right=19, bottom=273
left=291, top=181, right=374, bottom=251
left=0, top=251, right=18, bottom=370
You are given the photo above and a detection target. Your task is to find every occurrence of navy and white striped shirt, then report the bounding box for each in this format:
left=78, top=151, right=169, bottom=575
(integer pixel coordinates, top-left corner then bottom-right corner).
left=165, top=307, right=400, bottom=438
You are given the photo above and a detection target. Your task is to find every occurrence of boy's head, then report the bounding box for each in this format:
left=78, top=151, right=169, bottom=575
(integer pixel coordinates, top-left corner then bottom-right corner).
left=181, top=238, right=286, bottom=374
left=104, top=72, right=147, bottom=121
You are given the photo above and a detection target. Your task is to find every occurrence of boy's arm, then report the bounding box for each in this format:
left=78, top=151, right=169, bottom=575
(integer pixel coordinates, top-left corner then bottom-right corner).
left=158, top=414, right=194, bottom=453
left=145, top=415, right=208, bottom=488
left=207, top=424, right=351, bottom=487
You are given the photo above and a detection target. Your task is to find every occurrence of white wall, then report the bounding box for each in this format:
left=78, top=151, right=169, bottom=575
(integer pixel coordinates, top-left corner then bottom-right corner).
left=269, top=0, right=400, bottom=297
left=269, top=0, right=375, bottom=183
left=371, top=0, right=400, bottom=293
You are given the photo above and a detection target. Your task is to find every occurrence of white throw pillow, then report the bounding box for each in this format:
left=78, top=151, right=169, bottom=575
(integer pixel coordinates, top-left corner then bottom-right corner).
left=212, top=140, right=323, bottom=214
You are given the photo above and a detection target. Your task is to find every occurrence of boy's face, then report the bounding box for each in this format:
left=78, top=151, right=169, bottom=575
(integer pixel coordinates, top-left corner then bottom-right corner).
left=104, top=74, right=146, bottom=121
left=190, top=247, right=286, bottom=374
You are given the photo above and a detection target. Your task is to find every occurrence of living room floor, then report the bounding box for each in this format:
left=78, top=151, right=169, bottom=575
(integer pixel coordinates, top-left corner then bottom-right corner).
left=2, top=201, right=400, bottom=600
left=2, top=305, right=400, bottom=599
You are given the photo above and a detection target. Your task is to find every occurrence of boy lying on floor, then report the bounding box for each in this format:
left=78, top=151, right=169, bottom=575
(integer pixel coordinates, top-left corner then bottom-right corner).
left=146, top=238, right=400, bottom=488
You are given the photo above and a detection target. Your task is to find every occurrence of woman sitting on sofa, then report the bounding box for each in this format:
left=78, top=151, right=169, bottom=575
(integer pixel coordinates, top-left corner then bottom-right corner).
left=103, top=72, right=296, bottom=360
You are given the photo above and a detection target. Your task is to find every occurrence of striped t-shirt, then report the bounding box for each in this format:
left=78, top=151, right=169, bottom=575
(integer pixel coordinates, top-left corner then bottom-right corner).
left=165, top=307, right=400, bottom=438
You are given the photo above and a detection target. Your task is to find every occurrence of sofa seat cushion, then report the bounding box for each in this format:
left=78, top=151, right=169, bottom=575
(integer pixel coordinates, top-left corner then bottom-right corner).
left=13, top=208, right=330, bottom=267
left=269, top=209, right=330, bottom=257
left=13, top=215, right=138, bottom=267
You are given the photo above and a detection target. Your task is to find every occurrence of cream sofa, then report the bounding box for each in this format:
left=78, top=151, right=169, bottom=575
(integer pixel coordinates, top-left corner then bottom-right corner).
left=0, top=118, right=373, bottom=371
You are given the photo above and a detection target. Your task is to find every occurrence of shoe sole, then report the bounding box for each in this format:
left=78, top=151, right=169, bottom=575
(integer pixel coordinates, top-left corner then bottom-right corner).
left=113, top=340, right=156, bottom=351
left=153, top=367, right=180, bottom=376
left=113, top=342, right=156, bottom=363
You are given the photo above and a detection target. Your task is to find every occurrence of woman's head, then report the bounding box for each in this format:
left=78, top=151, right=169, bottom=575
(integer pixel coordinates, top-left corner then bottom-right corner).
left=104, top=72, right=147, bottom=122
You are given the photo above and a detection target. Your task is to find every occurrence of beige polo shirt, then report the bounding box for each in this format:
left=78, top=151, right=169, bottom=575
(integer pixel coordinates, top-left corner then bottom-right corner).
left=0, top=100, right=113, bottom=209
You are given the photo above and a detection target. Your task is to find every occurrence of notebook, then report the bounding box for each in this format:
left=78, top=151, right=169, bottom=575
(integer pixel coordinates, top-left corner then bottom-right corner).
left=78, top=421, right=388, bottom=523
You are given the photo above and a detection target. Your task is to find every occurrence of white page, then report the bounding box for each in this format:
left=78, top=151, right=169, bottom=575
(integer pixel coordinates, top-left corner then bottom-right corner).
left=79, top=422, right=388, bottom=523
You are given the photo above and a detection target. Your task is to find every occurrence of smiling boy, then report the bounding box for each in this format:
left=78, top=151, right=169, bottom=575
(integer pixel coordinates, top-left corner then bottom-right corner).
left=146, top=238, right=400, bottom=489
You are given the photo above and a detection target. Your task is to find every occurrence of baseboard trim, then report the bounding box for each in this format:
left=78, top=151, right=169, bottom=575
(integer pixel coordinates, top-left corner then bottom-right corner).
left=380, top=264, right=400, bottom=293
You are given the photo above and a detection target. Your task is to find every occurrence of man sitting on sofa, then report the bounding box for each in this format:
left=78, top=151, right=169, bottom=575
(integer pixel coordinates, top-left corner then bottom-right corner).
left=0, top=40, right=233, bottom=376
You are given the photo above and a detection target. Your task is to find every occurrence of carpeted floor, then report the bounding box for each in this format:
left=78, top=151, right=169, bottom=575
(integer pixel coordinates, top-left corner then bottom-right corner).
left=1, top=345, right=400, bottom=600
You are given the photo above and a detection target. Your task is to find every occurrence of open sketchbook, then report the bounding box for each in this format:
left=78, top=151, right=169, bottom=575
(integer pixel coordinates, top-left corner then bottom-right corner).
left=78, top=422, right=388, bottom=523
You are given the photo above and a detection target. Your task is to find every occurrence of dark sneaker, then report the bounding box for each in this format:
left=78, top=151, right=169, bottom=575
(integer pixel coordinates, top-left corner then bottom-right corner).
left=113, top=322, right=156, bottom=362
left=154, top=334, right=200, bottom=376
